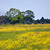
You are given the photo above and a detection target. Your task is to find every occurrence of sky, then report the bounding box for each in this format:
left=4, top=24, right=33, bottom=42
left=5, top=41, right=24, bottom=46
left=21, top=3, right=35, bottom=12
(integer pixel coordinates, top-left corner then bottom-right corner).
left=0, top=0, right=50, bottom=20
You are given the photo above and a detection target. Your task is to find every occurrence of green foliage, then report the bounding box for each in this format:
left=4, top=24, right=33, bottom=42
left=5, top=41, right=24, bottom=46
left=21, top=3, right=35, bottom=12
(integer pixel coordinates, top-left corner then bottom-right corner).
left=0, top=8, right=50, bottom=24
left=6, top=8, right=20, bottom=17
left=9, top=14, right=23, bottom=24
left=25, top=10, right=35, bottom=18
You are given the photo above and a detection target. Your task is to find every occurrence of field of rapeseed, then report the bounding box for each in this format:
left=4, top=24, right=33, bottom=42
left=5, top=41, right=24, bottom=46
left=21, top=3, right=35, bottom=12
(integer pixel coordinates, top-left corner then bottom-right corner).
left=0, top=24, right=50, bottom=50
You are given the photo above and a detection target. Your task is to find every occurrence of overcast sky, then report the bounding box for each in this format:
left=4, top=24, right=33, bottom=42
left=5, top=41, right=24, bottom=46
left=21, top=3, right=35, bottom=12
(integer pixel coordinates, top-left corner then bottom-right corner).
left=0, top=0, right=50, bottom=19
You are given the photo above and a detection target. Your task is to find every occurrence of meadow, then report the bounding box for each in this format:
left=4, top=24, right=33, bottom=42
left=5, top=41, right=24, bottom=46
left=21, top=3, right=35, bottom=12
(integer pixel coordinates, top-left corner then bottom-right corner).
left=0, top=24, right=50, bottom=50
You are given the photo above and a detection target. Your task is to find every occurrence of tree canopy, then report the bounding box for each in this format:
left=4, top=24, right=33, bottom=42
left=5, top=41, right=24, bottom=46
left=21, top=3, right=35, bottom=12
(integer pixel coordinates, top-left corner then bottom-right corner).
left=6, top=8, right=20, bottom=17
left=0, top=8, right=50, bottom=24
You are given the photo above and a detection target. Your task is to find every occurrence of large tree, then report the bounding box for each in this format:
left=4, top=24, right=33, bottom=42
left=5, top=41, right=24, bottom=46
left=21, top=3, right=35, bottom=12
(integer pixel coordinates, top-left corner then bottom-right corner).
left=6, top=8, right=24, bottom=24
left=25, top=10, right=35, bottom=24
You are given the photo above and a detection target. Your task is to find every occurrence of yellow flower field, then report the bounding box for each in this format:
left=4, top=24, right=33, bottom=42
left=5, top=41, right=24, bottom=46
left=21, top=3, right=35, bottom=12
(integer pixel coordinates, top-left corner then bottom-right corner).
left=0, top=24, right=50, bottom=50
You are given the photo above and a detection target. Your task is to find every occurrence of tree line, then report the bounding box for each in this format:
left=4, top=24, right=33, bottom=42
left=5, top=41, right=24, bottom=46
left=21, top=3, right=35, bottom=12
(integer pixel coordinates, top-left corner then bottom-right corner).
left=0, top=8, right=50, bottom=24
